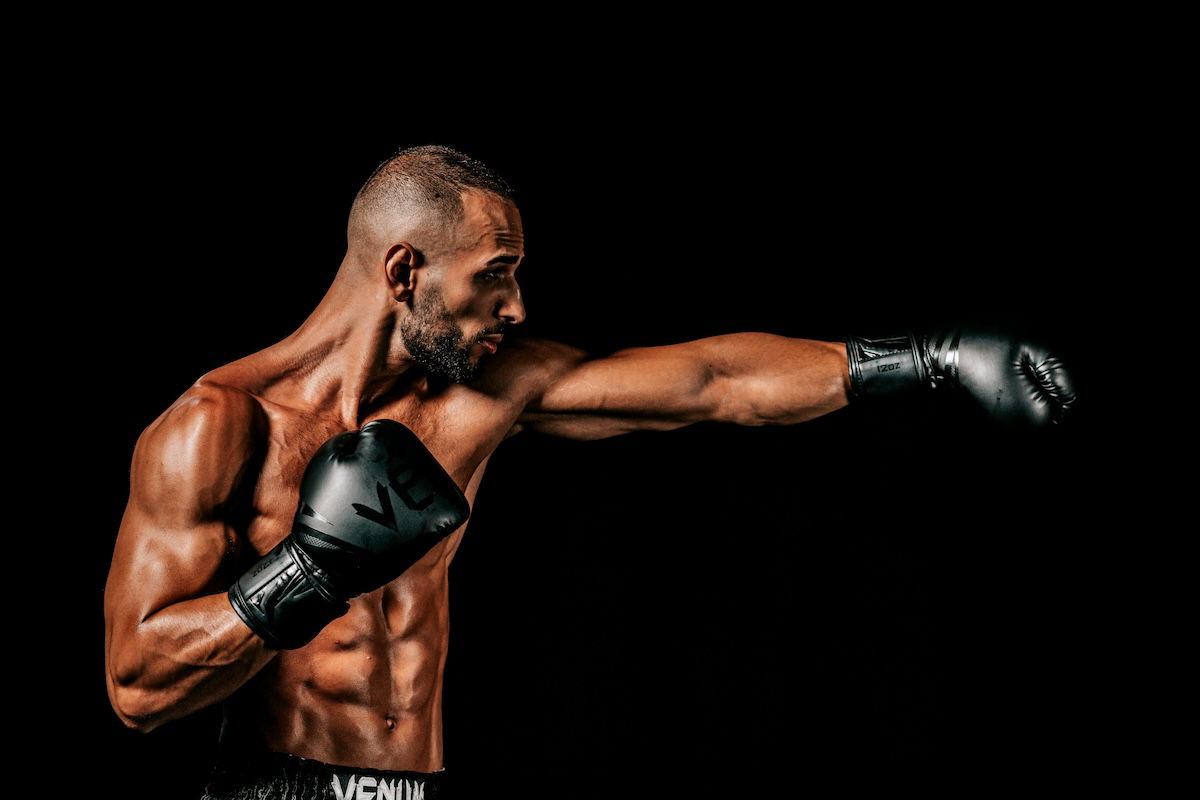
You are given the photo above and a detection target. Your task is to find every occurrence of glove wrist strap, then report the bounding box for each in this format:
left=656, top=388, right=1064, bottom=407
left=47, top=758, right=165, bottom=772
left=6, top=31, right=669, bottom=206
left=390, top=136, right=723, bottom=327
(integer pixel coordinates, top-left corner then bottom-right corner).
left=228, top=536, right=350, bottom=650
left=845, top=333, right=935, bottom=399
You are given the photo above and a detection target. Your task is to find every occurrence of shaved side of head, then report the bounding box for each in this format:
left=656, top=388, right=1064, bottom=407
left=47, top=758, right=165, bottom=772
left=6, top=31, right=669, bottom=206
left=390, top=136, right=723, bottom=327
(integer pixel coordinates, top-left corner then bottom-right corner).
left=346, top=145, right=513, bottom=271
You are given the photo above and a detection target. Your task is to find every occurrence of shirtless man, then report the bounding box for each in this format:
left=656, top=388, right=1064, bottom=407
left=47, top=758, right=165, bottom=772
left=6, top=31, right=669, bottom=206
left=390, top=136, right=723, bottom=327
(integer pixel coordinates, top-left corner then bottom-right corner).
left=103, top=145, right=1075, bottom=799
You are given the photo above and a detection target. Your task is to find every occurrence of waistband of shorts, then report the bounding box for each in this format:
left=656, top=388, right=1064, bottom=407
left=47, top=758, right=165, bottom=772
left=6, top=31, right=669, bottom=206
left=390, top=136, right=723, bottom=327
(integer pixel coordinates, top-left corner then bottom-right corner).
left=203, top=747, right=447, bottom=799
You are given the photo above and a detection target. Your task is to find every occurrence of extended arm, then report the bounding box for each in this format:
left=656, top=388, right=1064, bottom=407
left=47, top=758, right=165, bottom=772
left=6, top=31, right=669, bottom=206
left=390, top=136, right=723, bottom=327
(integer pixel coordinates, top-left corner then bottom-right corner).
left=104, top=384, right=274, bottom=732
left=516, top=333, right=851, bottom=440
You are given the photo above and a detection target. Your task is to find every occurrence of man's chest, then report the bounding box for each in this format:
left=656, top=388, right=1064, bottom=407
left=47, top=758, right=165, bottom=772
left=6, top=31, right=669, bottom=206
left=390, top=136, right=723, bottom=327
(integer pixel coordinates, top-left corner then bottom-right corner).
left=241, top=392, right=517, bottom=555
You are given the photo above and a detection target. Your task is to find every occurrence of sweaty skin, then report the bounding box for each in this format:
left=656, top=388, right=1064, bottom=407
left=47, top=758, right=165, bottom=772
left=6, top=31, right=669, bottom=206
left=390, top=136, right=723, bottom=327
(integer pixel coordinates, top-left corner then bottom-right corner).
left=104, top=190, right=852, bottom=772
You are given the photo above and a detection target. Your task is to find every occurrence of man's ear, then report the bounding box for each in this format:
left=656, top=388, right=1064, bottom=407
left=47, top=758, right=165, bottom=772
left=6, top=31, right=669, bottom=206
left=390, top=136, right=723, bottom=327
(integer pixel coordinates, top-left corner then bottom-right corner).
left=384, top=242, right=421, bottom=302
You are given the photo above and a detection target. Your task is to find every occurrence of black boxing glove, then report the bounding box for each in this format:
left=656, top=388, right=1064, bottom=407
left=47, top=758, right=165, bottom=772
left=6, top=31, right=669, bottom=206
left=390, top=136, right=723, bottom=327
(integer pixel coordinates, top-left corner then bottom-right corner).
left=844, top=329, right=1077, bottom=427
left=228, top=419, right=470, bottom=650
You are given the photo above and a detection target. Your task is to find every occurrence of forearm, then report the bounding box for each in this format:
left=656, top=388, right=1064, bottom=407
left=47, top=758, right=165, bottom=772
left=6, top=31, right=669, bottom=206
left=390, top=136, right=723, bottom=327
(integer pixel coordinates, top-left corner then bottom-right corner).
left=704, top=333, right=852, bottom=426
left=106, top=592, right=276, bottom=732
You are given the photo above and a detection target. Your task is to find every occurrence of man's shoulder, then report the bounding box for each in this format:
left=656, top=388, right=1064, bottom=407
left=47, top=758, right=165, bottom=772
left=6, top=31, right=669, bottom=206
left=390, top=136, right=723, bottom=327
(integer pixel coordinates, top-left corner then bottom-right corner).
left=502, top=336, right=585, bottom=358
left=490, top=336, right=589, bottom=377
left=159, top=378, right=264, bottom=429
left=126, top=379, right=268, bottom=516
left=138, top=379, right=267, bottom=465
left=472, top=336, right=589, bottom=398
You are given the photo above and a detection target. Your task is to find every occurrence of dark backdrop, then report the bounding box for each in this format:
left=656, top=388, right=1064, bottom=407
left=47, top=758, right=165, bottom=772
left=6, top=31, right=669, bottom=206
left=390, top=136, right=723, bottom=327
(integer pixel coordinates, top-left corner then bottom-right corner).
left=47, top=101, right=1104, bottom=796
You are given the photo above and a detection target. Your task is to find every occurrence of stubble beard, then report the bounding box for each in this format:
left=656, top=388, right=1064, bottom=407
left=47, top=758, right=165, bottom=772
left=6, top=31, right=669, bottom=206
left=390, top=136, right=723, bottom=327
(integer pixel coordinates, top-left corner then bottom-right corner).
left=399, top=281, right=484, bottom=384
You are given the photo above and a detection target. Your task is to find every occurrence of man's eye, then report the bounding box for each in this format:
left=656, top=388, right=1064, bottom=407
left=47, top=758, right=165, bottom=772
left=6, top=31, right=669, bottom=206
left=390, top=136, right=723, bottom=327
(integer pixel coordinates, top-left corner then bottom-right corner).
left=480, top=271, right=503, bottom=281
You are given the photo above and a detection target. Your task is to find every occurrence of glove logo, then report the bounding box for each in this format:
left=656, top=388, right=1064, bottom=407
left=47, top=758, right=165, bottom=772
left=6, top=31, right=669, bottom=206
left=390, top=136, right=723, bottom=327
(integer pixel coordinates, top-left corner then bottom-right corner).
left=388, top=467, right=436, bottom=513
left=350, top=471, right=435, bottom=531
left=352, top=483, right=400, bottom=531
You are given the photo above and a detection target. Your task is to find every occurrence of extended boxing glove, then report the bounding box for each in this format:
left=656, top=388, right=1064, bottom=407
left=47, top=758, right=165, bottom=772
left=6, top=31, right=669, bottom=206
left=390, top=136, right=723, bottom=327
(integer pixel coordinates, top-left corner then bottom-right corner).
left=844, top=329, right=1077, bottom=427
left=228, top=419, right=470, bottom=650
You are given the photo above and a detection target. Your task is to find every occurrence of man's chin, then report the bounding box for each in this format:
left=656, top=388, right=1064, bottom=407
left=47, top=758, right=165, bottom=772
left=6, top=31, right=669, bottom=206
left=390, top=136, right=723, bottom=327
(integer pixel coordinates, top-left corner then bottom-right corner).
left=426, top=355, right=482, bottom=385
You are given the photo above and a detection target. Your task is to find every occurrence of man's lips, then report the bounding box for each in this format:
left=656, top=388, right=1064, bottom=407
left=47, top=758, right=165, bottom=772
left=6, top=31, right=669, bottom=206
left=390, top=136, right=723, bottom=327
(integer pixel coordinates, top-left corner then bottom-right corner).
left=479, top=334, right=503, bottom=353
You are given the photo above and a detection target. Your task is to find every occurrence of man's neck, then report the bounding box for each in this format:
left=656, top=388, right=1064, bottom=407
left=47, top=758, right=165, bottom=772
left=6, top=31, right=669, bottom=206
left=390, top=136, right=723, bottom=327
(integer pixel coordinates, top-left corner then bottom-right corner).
left=258, top=278, right=428, bottom=429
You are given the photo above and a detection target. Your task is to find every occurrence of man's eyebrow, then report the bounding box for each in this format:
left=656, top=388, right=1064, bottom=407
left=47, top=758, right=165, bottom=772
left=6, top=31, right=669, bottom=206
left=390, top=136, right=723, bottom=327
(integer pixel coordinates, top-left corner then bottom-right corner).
left=486, top=254, right=522, bottom=266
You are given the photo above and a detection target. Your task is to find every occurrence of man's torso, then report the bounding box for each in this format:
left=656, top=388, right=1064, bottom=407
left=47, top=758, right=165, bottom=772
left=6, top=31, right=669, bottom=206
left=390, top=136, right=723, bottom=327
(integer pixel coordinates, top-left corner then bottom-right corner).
left=197, top=341, right=546, bottom=771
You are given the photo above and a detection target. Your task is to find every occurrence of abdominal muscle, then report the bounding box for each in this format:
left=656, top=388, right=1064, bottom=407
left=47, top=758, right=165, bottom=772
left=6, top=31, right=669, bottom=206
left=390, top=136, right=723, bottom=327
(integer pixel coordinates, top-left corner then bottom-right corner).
left=235, top=551, right=454, bottom=773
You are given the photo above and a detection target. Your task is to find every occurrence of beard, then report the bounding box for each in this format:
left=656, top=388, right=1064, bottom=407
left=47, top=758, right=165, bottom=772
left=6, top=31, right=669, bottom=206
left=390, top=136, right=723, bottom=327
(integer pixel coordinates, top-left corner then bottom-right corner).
left=399, top=281, right=489, bottom=384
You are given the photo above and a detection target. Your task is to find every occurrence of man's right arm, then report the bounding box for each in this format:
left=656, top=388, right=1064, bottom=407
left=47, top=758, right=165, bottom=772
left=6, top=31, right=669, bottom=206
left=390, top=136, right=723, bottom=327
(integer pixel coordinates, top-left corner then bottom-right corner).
left=104, top=382, right=274, bottom=733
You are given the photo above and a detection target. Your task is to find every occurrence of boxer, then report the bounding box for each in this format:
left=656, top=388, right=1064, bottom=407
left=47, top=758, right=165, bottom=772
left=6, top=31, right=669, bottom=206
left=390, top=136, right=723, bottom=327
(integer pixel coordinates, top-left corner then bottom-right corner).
left=103, top=145, right=1075, bottom=799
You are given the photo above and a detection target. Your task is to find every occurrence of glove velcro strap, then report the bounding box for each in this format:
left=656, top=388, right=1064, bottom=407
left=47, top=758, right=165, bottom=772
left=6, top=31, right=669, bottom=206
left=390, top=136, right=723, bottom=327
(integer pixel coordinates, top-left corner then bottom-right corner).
left=845, top=333, right=933, bottom=398
left=228, top=536, right=351, bottom=650
left=923, top=329, right=962, bottom=386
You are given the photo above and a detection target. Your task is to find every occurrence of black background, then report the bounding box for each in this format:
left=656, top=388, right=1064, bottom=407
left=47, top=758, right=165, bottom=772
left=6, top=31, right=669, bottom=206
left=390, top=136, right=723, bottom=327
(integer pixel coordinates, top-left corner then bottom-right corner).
left=35, top=79, right=1112, bottom=796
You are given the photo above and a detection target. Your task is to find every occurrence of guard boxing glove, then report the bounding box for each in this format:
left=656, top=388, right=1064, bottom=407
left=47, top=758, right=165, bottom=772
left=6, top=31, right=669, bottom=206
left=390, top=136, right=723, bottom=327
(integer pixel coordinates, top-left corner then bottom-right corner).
left=228, top=419, right=470, bottom=650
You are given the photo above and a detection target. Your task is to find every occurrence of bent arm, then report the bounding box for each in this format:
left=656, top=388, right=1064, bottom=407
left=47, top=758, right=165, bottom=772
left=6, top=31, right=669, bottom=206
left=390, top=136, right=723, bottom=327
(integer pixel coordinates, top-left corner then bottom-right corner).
left=517, top=333, right=852, bottom=440
left=103, top=384, right=275, bottom=732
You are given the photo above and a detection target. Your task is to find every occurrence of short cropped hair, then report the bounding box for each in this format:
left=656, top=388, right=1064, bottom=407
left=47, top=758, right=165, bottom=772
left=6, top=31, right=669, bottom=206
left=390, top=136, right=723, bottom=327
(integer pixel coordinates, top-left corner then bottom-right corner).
left=349, top=145, right=513, bottom=237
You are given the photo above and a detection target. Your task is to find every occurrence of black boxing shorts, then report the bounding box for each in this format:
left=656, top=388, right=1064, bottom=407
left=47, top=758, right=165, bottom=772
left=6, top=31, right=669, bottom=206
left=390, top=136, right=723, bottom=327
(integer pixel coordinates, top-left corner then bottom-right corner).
left=200, top=748, right=448, bottom=799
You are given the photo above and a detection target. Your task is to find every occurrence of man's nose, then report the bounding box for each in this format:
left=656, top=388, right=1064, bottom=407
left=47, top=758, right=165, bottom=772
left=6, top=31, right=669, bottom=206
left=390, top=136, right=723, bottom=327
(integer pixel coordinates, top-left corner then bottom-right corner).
left=496, top=285, right=526, bottom=326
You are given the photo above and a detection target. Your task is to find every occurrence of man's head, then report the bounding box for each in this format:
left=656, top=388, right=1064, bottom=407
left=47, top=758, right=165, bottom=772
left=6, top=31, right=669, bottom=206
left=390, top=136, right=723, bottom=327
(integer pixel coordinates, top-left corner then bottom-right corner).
left=345, top=145, right=526, bottom=383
